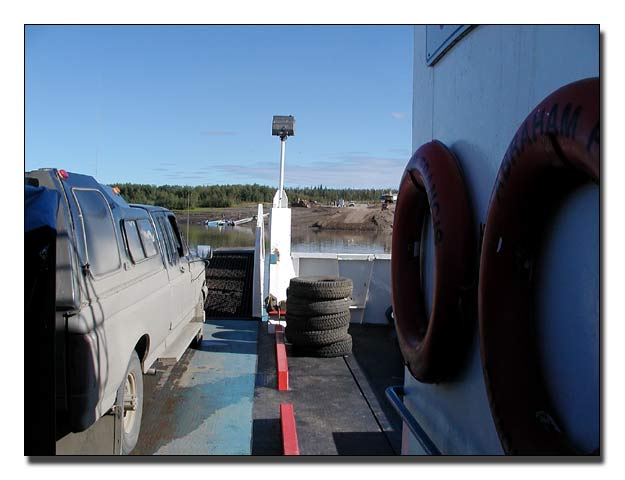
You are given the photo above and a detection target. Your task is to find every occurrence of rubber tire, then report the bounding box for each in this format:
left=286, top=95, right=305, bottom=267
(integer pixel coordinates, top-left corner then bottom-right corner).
left=287, top=297, right=351, bottom=316
left=285, top=311, right=351, bottom=331
left=120, top=350, right=143, bottom=455
left=288, top=276, right=353, bottom=300
left=292, top=336, right=353, bottom=358
left=285, top=324, right=350, bottom=346
left=191, top=327, right=204, bottom=348
left=191, top=295, right=205, bottom=348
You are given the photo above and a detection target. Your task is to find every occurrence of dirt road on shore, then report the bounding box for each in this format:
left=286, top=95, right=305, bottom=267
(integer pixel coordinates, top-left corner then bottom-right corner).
left=181, top=204, right=395, bottom=232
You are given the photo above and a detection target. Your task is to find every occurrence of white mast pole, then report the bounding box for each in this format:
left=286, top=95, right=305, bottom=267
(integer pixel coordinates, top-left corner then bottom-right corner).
left=268, top=116, right=295, bottom=307
left=278, top=136, right=286, bottom=207
left=186, top=190, right=190, bottom=249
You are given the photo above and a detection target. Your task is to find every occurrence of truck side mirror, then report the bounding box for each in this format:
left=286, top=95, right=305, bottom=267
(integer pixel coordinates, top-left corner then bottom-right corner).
left=197, top=245, right=213, bottom=260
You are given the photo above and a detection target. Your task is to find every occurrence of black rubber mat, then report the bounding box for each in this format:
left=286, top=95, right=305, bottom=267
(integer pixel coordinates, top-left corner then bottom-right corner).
left=204, top=248, right=254, bottom=319
left=252, top=323, right=404, bottom=455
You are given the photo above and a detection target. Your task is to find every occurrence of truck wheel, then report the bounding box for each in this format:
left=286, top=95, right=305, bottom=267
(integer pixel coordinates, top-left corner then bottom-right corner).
left=191, top=295, right=205, bottom=348
left=195, top=294, right=206, bottom=323
left=191, top=327, right=204, bottom=348
left=120, top=350, right=143, bottom=455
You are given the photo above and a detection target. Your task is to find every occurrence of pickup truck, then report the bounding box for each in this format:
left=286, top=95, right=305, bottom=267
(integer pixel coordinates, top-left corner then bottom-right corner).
left=25, top=168, right=208, bottom=454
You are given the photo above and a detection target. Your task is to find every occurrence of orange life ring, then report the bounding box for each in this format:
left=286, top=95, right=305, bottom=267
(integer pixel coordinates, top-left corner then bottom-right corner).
left=478, top=77, right=599, bottom=454
left=391, top=140, right=475, bottom=383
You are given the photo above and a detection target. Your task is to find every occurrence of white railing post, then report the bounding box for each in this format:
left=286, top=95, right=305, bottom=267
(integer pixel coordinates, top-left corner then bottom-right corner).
left=252, top=203, right=266, bottom=320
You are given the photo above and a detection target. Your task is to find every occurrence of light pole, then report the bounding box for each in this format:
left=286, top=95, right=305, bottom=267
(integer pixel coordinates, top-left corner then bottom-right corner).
left=268, top=115, right=296, bottom=304
left=271, top=115, right=295, bottom=208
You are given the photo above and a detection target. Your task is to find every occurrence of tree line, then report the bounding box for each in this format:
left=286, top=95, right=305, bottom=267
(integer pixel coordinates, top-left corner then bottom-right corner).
left=112, top=183, right=391, bottom=210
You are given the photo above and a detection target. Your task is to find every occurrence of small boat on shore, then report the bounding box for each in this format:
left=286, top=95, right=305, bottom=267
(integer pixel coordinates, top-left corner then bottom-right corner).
left=205, top=213, right=269, bottom=227
left=204, top=219, right=235, bottom=227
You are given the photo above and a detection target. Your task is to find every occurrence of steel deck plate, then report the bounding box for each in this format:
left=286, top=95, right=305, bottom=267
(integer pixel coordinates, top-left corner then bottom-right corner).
left=133, top=320, right=258, bottom=455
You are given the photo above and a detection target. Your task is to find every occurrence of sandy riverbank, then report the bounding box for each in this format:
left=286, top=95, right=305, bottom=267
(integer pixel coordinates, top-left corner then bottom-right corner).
left=179, top=204, right=396, bottom=232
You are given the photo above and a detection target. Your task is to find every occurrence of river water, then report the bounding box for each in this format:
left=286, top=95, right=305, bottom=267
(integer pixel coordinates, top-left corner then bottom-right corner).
left=185, top=224, right=392, bottom=254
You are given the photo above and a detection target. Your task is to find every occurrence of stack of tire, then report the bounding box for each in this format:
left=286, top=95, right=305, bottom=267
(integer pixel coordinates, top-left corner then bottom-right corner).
left=285, top=276, right=353, bottom=357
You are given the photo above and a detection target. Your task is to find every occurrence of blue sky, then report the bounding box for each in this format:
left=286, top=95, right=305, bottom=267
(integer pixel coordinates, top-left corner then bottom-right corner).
left=26, top=25, right=413, bottom=189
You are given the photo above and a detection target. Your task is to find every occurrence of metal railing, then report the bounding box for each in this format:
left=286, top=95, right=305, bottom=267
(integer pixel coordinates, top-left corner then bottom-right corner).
left=385, top=385, right=441, bottom=455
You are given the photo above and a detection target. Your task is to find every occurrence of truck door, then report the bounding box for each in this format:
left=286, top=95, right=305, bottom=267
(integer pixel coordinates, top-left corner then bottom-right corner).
left=153, top=213, right=188, bottom=332
left=165, top=214, right=195, bottom=328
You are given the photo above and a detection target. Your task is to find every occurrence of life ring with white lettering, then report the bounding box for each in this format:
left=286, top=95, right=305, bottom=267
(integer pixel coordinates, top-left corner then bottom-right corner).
left=391, top=140, right=475, bottom=383
left=478, top=77, right=599, bottom=454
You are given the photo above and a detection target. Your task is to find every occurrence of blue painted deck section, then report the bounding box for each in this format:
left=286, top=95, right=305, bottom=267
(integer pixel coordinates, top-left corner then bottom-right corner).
left=151, top=320, right=258, bottom=455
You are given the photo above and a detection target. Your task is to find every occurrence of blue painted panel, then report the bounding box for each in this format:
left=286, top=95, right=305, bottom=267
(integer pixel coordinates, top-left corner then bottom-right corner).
left=152, top=320, right=258, bottom=455
left=25, top=185, right=59, bottom=232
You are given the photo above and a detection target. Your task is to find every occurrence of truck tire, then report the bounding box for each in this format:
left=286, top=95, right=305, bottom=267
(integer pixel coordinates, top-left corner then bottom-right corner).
left=287, top=297, right=351, bottom=316
left=288, top=276, right=353, bottom=300
left=120, top=350, right=143, bottom=455
left=285, top=324, right=350, bottom=346
left=292, top=336, right=353, bottom=358
left=195, top=293, right=206, bottom=322
left=285, top=311, right=351, bottom=331
left=191, top=326, right=204, bottom=348
left=191, top=294, right=205, bottom=348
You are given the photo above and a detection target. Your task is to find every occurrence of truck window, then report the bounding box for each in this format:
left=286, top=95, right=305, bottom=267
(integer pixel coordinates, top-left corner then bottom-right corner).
left=167, top=215, right=186, bottom=257
left=153, top=216, right=171, bottom=265
left=123, top=220, right=147, bottom=263
left=157, top=216, right=178, bottom=266
left=137, top=219, right=158, bottom=258
left=72, top=188, right=121, bottom=276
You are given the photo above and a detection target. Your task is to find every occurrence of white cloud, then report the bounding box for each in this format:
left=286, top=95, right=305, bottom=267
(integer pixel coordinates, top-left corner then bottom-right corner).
left=211, top=153, right=407, bottom=189
left=391, top=112, right=407, bottom=120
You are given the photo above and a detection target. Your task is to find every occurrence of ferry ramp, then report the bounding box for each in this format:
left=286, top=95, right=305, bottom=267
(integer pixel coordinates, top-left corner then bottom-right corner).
left=203, top=248, right=255, bottom=319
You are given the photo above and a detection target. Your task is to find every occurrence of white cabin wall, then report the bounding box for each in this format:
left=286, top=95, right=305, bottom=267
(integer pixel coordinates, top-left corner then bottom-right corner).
left=404, top=25, right=599, bottom=454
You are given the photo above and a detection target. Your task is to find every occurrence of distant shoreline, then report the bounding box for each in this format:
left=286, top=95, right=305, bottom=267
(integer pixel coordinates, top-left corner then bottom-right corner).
left=176, top=204, right=395, bottom=232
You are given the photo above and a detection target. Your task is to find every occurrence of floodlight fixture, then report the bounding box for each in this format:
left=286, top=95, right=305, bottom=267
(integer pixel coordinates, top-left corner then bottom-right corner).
left=272, top=115, right=296, bottom=138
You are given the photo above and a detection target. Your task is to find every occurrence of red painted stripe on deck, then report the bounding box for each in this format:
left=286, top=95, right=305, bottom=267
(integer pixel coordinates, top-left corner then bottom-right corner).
left=275, top=325, right=289, bottom=391
left=280, top=403, right=300, bottom=455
